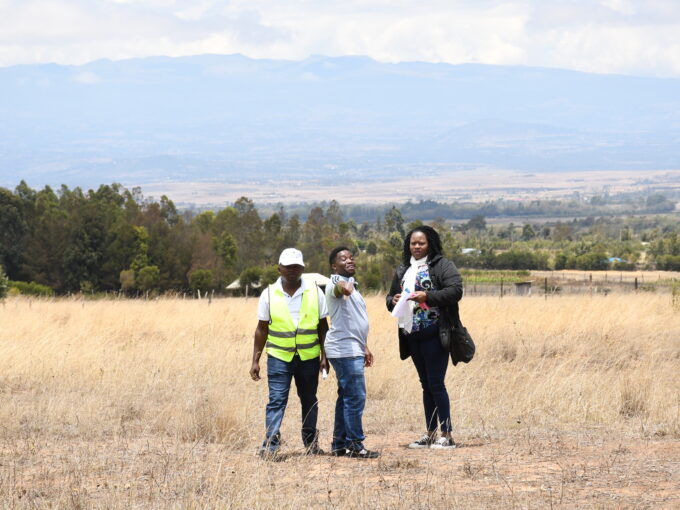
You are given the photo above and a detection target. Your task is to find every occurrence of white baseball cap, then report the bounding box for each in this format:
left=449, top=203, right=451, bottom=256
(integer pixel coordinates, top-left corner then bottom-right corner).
left=278, top=248, right=305, bottom=267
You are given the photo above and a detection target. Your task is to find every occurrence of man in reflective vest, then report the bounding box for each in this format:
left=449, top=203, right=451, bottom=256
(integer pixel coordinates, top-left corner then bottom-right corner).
left=250, top=248, right=329, bottom=458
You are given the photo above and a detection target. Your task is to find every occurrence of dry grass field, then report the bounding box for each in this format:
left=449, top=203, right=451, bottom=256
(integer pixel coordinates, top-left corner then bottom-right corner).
left=1, top=293, right=679, bottom=509
left=143, top=169, right=680, bottom=206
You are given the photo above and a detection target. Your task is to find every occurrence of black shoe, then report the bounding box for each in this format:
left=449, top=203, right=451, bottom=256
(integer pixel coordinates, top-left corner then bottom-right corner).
left=408, top=434, right=434, bottom=449
left=346, top=446, right=380, bottom=459
left=305, top=443, right=325, bottom=455
left=330, top=448, right=347, bottom=457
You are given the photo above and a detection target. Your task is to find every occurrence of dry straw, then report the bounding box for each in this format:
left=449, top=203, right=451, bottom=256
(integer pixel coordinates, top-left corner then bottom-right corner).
left=1, top=293, right=678, bottom=508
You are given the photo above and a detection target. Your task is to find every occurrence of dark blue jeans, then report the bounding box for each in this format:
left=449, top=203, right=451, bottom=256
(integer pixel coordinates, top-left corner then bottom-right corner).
left=407, top=324, right=452, bottom=433
left=329, top=356, right=367, bottom=451
left=263, top=355, right=319, bottom=451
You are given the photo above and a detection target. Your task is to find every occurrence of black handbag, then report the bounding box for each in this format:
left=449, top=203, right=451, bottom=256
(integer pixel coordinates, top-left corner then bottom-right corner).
left=440, top=307, right=475, bottom=365
left=450, top=322, right=475, bottom=365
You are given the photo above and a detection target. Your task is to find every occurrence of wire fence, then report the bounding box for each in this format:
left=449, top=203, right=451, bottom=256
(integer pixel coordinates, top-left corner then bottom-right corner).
left=464, top=272, right=679, bottom=297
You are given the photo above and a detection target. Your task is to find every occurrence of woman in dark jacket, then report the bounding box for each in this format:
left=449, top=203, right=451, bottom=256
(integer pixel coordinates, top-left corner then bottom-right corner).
left=386, top=225, right=463, bottom=449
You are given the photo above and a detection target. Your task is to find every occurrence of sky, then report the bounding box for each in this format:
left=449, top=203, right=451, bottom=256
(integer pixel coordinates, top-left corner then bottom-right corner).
left=0, top=0, right=679, bottom=77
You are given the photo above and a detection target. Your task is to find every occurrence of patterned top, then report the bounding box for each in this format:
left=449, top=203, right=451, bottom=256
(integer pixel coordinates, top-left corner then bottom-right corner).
left=408, top=263, right=440, bottom=332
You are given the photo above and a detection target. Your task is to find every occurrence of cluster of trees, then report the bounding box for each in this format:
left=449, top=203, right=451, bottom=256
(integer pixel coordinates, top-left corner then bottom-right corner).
left=274, top=192, right=679, bottom=224
left=1, top=181, right=679, bottom=296
left=648, top=232, right=680, bottom=271
left=0, top=182, right=358, bottom=295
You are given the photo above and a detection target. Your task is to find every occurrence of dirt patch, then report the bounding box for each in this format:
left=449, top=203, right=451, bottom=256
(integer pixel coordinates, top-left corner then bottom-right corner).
left=3, top=430, right=678, bottom=508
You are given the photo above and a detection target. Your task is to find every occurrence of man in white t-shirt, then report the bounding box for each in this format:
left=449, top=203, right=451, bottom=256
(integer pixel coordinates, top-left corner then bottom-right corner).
left=250, top=248, right=329, bottom=458
left=324, top=246, right=379, bottom=459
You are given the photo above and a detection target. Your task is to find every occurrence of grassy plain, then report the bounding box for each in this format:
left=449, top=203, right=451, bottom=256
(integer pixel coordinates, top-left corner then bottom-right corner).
left=1, top=294, right=679, bottom=508
left=142, top=169, right=680, bottom=206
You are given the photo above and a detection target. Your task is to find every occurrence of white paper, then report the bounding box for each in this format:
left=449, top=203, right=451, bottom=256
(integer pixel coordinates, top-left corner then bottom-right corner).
left=391, top=292, right=412, bottom=318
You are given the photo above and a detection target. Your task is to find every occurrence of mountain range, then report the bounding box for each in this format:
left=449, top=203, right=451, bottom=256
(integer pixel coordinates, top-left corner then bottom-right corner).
left=1, top=54, right=679, bottom=189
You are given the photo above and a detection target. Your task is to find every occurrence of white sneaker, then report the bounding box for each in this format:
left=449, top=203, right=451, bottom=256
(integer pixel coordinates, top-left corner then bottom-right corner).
left=408, top=434, right=434, bottom=449
left=430, top=437, right=456, bottom=449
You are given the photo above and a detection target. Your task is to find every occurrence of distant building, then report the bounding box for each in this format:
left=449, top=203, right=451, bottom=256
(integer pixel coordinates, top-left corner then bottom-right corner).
left=461, top=248, right=481, bottom=256
left=514, top=281, right=532, bottom=296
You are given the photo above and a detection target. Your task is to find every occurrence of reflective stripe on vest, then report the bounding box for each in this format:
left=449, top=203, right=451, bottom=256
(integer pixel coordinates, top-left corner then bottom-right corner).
left=265, top=283, right=321, bottom=362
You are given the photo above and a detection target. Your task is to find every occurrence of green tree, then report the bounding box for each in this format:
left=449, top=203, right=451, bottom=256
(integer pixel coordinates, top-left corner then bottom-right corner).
left=282, top=214, right=301, bottom=248
left=384, top=206, right=405, bottom=236
left=465, top=215, right=486, bottom=231
left=213, top=231, right=237, bottom=271
left=232, top=197, right=264, bottom=272
left=521, top=223, right=536, bottom=241
left=260, top=265, right=279, bottom=287
left=119, top=269, right=135, bottom=293
left=193, top=211, right=215, bottom=233
left=137, top=265, right=160, bottom=293
left=552, top=222, right=574, bottom=242
left=262, top=213, right=284, bottom=263
left=0, top=187, right=27, bottom=278
left=189, top=269, right=214, bottom=294
left=325, top=200, right=344, bottom=227
left=130, top=226, right=150, bottom=274
left=21, top=185, right=69, bottom=291
left=239, top=266, right=263, bottom=294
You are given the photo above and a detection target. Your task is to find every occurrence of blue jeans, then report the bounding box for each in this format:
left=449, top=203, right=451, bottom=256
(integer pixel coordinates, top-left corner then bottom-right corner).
left=407, top=324, right=452, bottom=433
left=263, top=355, right=319, bottom=451
left=329, top=356, right=367, bottom=451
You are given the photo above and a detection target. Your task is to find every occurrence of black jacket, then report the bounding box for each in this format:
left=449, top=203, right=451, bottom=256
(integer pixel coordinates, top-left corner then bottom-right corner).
left=386, top=254, right=463, bottom=361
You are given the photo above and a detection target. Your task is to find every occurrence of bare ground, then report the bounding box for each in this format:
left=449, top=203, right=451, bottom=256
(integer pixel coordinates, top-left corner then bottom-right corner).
left=3, top=429, right=678, bottom=509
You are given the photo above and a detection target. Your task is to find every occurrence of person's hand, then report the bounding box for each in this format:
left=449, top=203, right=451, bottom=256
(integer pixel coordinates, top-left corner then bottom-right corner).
left=320, top=355, right=330, bottom=374
left=339, top=281, right=354, bottom=296
left=391, top=293, right=401, bottom=305
left=364, top=347, right=374, bottom=367
left=250, top=361, right=261, bottom=381
left=408, top=291, right=428, bottom=304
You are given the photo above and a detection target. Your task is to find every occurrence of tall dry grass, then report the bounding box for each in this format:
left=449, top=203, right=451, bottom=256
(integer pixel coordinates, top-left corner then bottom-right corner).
left=0, top=293, right=678, bottom=508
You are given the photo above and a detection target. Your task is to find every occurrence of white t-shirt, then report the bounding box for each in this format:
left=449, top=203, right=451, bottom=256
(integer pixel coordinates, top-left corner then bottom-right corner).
left=257, top=277, right=329, bottom=326
left=324, top=274, right=369, bottom=359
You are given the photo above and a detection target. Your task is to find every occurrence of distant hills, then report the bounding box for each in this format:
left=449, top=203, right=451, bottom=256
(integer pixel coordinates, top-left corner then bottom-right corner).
left=1, top=54, right=679, bottom=189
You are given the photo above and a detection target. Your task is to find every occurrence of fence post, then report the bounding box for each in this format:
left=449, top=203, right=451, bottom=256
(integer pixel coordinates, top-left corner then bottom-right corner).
left=634, top=277, right=638, bottom=291
left=500, top=278, right=504, bottom=299
left=544, top=277, right=548, bottom=300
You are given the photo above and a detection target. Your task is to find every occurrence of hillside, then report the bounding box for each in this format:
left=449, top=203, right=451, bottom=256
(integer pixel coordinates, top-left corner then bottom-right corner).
left=1, top=54, right=679, bottom=188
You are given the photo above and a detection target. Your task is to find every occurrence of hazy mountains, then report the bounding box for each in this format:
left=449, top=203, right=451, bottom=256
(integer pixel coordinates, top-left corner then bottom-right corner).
left=1, top=54, right=679, bottom=189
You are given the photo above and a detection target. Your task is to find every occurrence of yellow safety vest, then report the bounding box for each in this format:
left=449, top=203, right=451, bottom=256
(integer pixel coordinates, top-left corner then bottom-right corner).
left=265, top=283, right=321, bottom=362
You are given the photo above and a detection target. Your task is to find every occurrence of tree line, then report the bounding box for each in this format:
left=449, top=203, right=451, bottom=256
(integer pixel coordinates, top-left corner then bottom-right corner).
left=1, top=181, right=679, bottom=297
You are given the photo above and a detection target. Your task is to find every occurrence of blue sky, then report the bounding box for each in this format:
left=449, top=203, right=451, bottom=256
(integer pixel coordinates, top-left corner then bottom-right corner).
left=1, top=0, right=679, bottom=76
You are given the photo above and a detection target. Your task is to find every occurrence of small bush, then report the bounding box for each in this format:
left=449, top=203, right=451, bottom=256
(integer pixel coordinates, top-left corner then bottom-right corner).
left=137, top=265, right=160, bottom=292
left=8, top=280, right=54, bottom=296
left=119, top=269, right=135, bottom=292
left=189, top=269, right=214, bottom=294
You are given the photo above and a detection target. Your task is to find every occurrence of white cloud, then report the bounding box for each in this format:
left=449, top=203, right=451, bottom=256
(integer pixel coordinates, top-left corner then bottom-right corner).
left=0, top=0, right=679, bottom=76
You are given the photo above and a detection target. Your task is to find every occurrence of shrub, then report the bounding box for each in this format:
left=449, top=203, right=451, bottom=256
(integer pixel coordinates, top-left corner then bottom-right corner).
left=189, top=269, right=214, bottom=294
left=120, top=269, right=135, bottom=292
left=655, top=255, right=680, bottom=271
left=137, top=266, right=160, bottom=293
left=8, top=280, right=54, bottom=296
left=239, top=267, right=262, bottom=290
left=260, top=265, right=279, bottom=287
